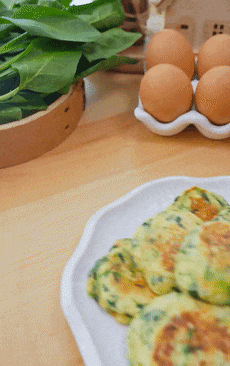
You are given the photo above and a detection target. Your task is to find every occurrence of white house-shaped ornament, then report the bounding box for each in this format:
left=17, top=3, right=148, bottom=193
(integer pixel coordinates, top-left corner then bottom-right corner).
left=156, top=0, right=230, bottom=53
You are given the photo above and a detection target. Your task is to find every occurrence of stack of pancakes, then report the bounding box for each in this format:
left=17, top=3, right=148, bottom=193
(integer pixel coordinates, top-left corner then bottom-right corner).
left=87, top=187, right=230, bottom=366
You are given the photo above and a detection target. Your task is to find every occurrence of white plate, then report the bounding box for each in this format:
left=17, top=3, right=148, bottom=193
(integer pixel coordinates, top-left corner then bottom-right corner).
left=61, top=176, right=230, bottom=366
left=134, top=80, right=230, bottom=140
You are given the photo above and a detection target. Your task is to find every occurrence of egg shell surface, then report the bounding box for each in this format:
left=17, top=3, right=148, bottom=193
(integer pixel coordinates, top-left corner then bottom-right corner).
left=195, top=66, right=230, bottom=125
left=140, top=64, right=194, bottom=123
left=197, top=34, right=230, bottom=78
left=145, top=29, right=195, bottom=80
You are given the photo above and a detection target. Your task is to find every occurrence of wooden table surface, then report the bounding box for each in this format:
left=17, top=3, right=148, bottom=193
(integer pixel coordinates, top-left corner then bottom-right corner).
left=1, top=70, right=230, bottom=366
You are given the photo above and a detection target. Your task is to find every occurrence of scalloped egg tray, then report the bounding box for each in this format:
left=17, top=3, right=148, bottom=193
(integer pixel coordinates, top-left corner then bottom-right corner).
left=135, top=79, right=230, bottom=140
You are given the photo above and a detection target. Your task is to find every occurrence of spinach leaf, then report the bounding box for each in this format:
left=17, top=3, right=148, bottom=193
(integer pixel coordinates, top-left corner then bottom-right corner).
left=2, top=5, right=101, bottom=41
left=0, top=67, right=19, bottom=97
left=0, top=32, right=28, bottom=54
left=0, top=22, right=14, bottom=36
left=68, top=0, right=126, bottom=31
left=75, top=54, right=139, bottom=81
left=0, top=48, right=28, bottom=71
left=0, top=0, right=7, bottom=10
left=37, top=0, right=65, bottom=9
left=82, top=27, right=141, bottom=62
left=0, top=89, right=47, bottom=109
left=57, top=0, right=70, bottom=8
left=12, top=0, right=38, bottom=8
left=0, top=14, right=16, bottom=38
left=57, top=83, right=71, bottom=94
left=11, top=37, right=82, bottom=93
left=0, top=106, right=22, bottom=124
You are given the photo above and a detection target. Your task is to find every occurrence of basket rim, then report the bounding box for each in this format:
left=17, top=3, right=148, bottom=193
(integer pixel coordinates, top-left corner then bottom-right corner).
left=0, top=83, right=79, bottom=131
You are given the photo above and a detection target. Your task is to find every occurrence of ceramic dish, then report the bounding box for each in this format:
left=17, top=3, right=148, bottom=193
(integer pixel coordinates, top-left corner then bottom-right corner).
left=61, top=175, right=230, bottom=366
left=134, top=79, right=230, bottom=140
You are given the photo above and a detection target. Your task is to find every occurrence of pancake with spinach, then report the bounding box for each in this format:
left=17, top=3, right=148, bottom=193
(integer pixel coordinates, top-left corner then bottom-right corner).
left=127, top=292, right=230, bottom=366
left=175, top=220, right=230, bottom=305
left=171, top=186, right=228, bottom=221
left=131, top=209, right=203, bottom=295
left=213, top=205, right=230, bottom=223
left=87, top=238, right=157, bottom=325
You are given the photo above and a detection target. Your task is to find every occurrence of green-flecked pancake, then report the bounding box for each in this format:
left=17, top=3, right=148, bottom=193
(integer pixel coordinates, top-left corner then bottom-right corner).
left=171, top=186, right=228, bottom=222
left=131, top=209, right=203, bottom=295
left=175, top=220, right=230, bottom=305
left=87, top=238, right=157, bottom=325
left=214, top=205, right=230, bottom=223
left=127, top=292, right=230, bottom=366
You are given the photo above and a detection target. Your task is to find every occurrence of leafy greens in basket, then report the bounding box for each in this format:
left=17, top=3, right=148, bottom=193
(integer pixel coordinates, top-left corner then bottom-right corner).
left=0, top=0, right=141, bottom=124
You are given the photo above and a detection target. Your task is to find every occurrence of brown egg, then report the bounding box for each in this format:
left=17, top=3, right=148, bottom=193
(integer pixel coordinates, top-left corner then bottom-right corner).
left=197, top=34, right=230, bottom=78
left=140, top=63, right=193, bottom=123
left=195, top=66, right=230, bottom=125
left=145, top=29, right=195, bottom=80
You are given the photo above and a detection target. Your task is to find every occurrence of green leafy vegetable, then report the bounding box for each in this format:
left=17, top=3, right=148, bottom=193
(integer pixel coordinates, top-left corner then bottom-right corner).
left=11, top=37, right=82, bottom=93
left=68, top=0, right=126, bottom=30
left=37, top=0, right=65, bottom=9
left=0, top=106, right=22, bottom=123
left=3, top=5, right=101, bottom=41
left=75, top=54, right=139, bottom=81
left=0, top=67, right=19, bottom=97
left=82, top=27, right=141, bottom=62
left=0, top=32, right=28, bottom=54
left=0, top=0, right=141, bottom=124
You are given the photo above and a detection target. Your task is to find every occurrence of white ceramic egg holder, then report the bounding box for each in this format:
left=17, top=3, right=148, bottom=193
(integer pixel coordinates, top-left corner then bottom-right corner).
left=135, top=75, right=230, bottom=140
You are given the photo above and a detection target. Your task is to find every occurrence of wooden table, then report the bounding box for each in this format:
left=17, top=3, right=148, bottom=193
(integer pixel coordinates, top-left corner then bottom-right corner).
left=1, top=70, right=230, bottom=366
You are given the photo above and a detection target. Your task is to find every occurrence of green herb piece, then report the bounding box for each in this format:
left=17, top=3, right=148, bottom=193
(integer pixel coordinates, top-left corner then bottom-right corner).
left=188, top=289, right=199, bottom=300
left=103, top=284, right=109, bottom=292
left=175, top=216, right=184, bottom=228
left=142, top=221, right=151, bottom=227
left=184, top=345, right=202, bottom=354
left=118, top=253, right=125, bottom=262
left=201, top=190, right=210, bottom=202
left=140, top=309, right=166, bottom=323
left=107, top=299, right=116, bottom=308
left=89, top=256, right=109, bottom=280
left=112, top=272, right=121, bottom=282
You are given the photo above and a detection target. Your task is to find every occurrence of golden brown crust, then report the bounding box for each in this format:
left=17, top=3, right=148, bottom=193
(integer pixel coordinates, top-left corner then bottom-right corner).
left=153, top=310, right=230, bottom=365
left=153, top=224, right=185, bottom=272
left=190, top=196, right=218, bottom=221
left=200, top=222, right=230, bottom=265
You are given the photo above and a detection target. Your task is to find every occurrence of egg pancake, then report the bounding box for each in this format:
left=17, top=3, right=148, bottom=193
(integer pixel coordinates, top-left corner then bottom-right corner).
left=175, top=220, right=230, bottom=305
left=87, top=238, right=157, bottom=325
left=127, top=292, right=230, bottom=366
left=214, top=205, right=230, bottom=223
left=172, top=186, right=228, bottom=221
left=131, top=209, right=202, bottom=294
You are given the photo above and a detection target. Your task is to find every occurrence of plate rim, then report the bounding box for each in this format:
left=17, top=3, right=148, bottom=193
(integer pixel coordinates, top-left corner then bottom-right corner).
left=60, top=175, right=230, bottom=366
